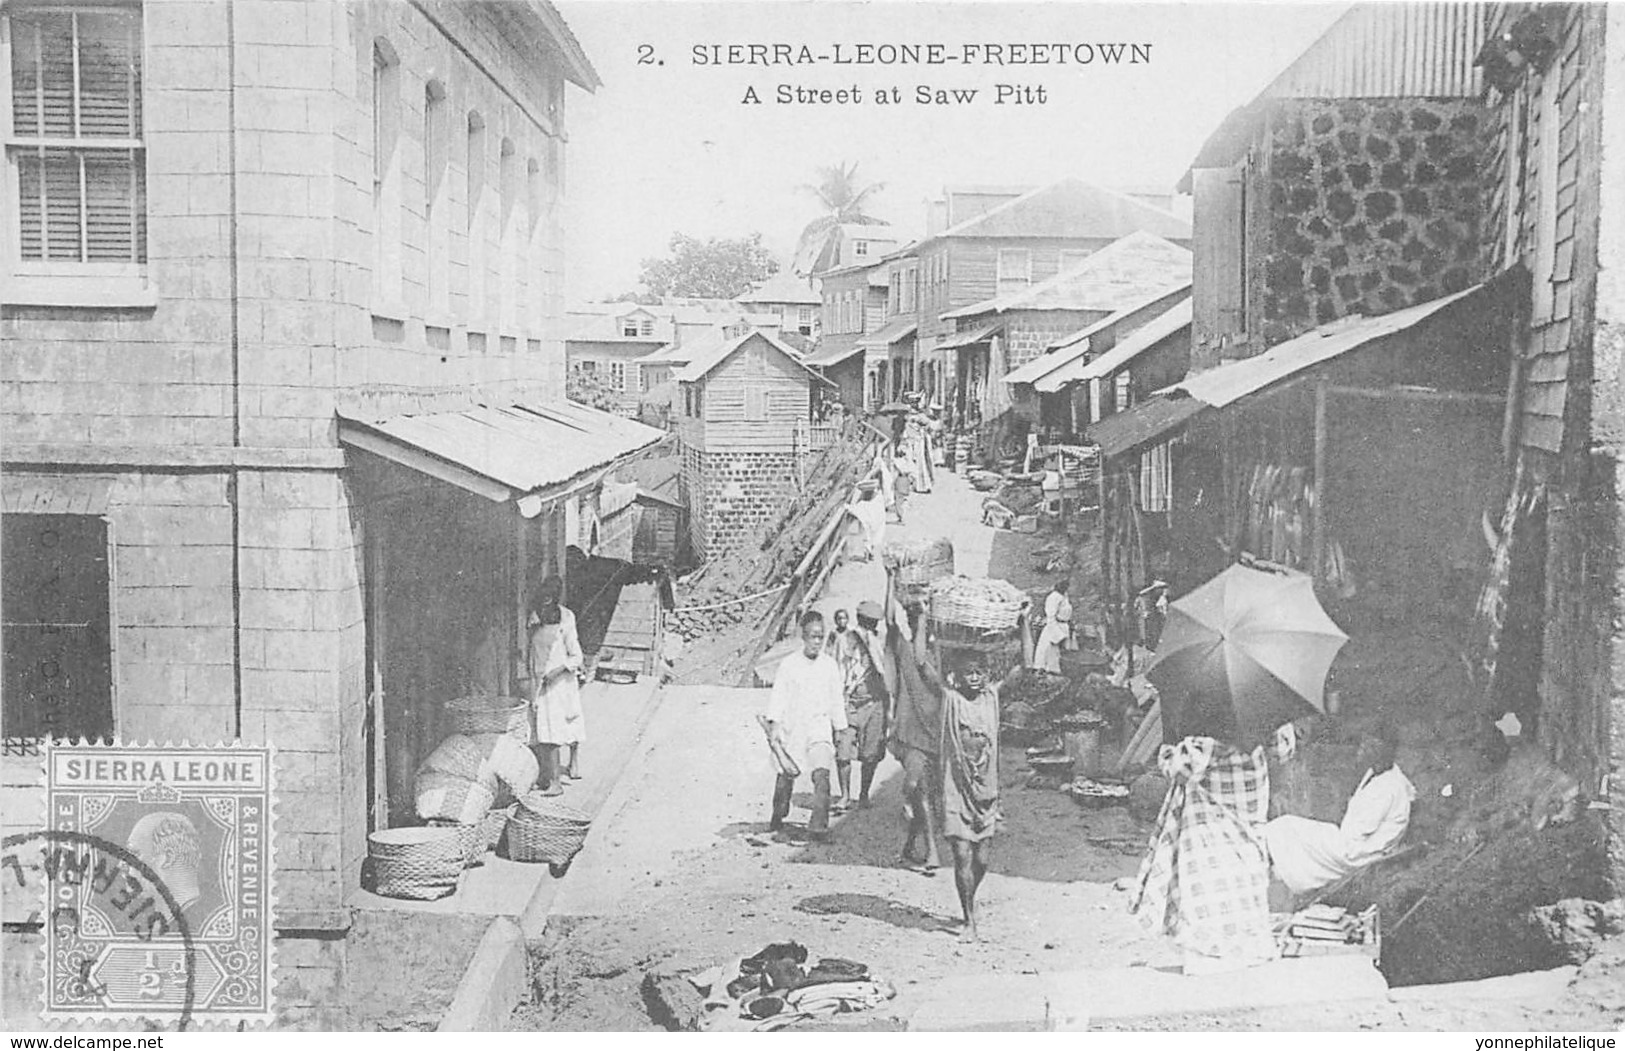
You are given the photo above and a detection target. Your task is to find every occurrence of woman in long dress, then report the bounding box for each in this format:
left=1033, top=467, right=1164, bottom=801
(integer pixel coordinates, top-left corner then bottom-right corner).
left=528, top=576, right=584, bottom=794
left=1031, top=579, right=1073, bottom=673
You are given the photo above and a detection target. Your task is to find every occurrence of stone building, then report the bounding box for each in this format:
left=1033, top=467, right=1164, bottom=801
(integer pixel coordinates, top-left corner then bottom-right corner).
left=674, top=331, right=828, bottom=560
left=1179, top=2, right=1490, bottom=367
left=0, top=0, right=662, bottom=1026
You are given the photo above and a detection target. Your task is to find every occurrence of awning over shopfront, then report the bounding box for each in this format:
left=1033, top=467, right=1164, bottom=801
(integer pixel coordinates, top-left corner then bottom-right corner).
left=804, top=338, right=865, bottom=368
left=1035, top=299, right=1192, bottom=393
left=1085, top=278, right=1506, bottom=458
left=857, top=317, right=918, bottom=350
left=937, top=321, right=1004, bottom=351
left=338, top=401, right=664, bottom=512
left=1088, top=394, right=1207, bottom=459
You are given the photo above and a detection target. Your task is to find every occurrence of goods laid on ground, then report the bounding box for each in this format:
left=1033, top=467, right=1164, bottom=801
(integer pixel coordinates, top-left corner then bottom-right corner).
left=967, top=469, right=1003, bottom=491
left=365, top=825, right=467, bottom=900
left=444, top=694, right=530, bottom=741
left=881, top=535, right=955, bottom=604
left=1274, top=904, right=1380, bottom=958
left=507, top=790, right=593, bottom=867
left=1066, top=776, right=1131, bottom=808
left=1001, top=667, right=1130, bottom=744
left=674, top=941, right=897, bottom=1032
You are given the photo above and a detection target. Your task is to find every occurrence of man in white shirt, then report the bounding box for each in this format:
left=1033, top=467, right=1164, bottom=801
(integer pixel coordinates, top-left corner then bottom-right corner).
left=1265, top=723, right=1417, bottom=895
left=766, top=609, right=848, bottom=841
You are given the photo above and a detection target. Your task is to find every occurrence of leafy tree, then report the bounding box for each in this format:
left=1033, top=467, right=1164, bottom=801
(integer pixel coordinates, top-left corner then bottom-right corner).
left=567, top=368, right=620, bottom=412
left=636, top=233, right=779, bottom=300
left=793, top=161, right=887, bottom=270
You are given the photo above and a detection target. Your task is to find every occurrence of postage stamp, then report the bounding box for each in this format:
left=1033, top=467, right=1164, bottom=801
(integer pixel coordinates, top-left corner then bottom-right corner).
left=36, top=742, right=275, bottom=1025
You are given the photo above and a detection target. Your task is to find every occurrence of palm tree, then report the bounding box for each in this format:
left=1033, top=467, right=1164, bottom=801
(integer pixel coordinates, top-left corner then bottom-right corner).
left=792, top=162, right=887, bottom=274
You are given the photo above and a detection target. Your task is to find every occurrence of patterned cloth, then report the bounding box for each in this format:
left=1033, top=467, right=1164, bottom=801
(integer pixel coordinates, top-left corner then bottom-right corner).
left=1129, top=736, right=1277, bottom=963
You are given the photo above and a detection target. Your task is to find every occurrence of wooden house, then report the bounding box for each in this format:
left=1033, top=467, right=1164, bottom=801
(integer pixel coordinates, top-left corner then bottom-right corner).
left=673, top=331, right=829, bottom=560
left=909, top=178, right=1193, bottom=410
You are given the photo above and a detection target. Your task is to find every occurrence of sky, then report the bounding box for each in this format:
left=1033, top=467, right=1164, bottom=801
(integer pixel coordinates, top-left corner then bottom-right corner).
left=554, top=1, right=1352, bottom=301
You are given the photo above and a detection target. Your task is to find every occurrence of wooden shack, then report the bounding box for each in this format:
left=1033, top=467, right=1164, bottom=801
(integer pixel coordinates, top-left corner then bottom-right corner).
left=674, top=330, right=828, bottom=560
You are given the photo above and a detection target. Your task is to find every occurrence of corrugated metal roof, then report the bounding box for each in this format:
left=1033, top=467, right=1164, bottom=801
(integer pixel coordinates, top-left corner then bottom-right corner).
left=1168, top=281, right=1484, bottom=407
left=926, top=179, right=1192, bottom=244
left=1267, top=2, right=1484, bottom=100
left=943, top=233, right=1192, bottom=319
left=805, top=337, right=865, bottom=367
left=937, top=321, right=1004, bottom=351
left=1086, top=395, right=1207, bottom=459
left=737, top=271, right=821, bottom=305
left=1003, top=285, right=1190, bottom=387
left=673, top=330, right=823, bottom=384
left=1036, top=299, right=1194, bottom=393
left=338, top=402, right=664, bottom=502
left=1179, top=3, right=1485, bottom=188
left=856, top=317, right=918, bottom=348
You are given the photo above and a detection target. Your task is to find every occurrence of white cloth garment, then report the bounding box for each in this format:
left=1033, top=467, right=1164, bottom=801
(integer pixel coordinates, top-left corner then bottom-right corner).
left=849, top=494, right=887, bottom=558
left=765, top=650, right=848, bottom=776
left=1032, top=590, right=1072, bottom=673
left=1264, top=765, right=1416, bottom=895
left=529, top=607, right=585, bottom=745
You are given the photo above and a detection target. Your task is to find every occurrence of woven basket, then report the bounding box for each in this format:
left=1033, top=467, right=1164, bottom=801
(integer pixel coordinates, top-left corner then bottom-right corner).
left=928, top=576, right=1029, bottom=633
left=366, top=855, right=460, bottom=900
left=882, top=536, right=954, bottom=597
left=444, top=695, right=530, bottom=741
left=414, top=770, right=498, bottom=824
left=366, top=825, right=469, bottom=895
left=507, top=793, right=592, bottom=865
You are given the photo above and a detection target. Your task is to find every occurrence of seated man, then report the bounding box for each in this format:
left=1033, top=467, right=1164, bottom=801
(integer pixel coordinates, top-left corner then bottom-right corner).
left=1264, top=723, right=1416, bottom=896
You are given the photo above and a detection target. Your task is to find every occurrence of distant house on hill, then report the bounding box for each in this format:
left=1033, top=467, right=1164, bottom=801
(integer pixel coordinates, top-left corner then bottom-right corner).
left=737, top=271, right=822, bottom=338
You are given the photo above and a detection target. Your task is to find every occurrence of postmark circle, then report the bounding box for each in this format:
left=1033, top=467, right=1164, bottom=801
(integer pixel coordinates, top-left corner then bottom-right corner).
left=3, top=828, right=197, bottom=1030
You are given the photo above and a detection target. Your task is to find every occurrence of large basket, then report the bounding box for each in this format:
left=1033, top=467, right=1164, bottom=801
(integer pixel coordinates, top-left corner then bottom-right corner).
left=444, top=695, right=531, bottom=741
left=365, top=856, right=461, bottom=900
left=507, top=793, right=592, bottom=866
left=928, top=576, right=1029, bottom=633
left=414, top=770, right=498, bottom=824
left=882, top=536, right=954, bottom=599
left=366, top=826, right=467, bottom=898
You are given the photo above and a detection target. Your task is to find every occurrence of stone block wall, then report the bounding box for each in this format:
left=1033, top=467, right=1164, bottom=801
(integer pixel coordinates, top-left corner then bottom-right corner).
left=682, top=445, right=799, bottom=562
left=1256, top=97, right=1491, bottom=347
left=1002, top=311, right=1100, bottom=371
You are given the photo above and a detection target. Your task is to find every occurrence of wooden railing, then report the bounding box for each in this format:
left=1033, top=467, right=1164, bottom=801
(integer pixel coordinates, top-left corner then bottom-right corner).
left=735, top=424, right=889, bottom=686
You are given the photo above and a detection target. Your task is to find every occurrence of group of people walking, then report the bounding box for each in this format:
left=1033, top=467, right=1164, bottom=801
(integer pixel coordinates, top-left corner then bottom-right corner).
left=763, top=570, right=1013, bottom=940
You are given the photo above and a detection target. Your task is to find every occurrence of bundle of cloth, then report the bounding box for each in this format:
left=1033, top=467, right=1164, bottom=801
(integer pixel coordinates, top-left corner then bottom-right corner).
left=687, top=942, right=896, bottom=1031
left=414, top=732, right=538, bottom=822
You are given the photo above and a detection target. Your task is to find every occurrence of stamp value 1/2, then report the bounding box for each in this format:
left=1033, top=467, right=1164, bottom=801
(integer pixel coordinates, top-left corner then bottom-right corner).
left=42, top=743, right=275, bottom=1024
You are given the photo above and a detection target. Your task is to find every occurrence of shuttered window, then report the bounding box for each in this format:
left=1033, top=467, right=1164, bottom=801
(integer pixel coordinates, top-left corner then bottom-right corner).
left=8, top=5, right=145, bottom=264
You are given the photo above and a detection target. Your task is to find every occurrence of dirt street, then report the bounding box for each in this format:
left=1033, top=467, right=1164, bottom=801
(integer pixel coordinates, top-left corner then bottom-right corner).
left=511, top=469, right=1625, bottom=1032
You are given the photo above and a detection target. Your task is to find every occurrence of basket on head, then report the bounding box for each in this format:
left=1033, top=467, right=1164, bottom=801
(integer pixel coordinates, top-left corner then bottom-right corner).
left=414, top=769, right=498, bottom=824
left=882, top=536, right=955, bottom=600
left=928, top=576, right=1029, bottom=634
left=506, top=792, right=592, bottom=866
left=444, top=695, right=530, bottom=741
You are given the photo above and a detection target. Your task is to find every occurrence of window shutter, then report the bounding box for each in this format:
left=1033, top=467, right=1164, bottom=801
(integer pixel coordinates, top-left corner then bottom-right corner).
left=76, top=12, right=142, bottom=137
